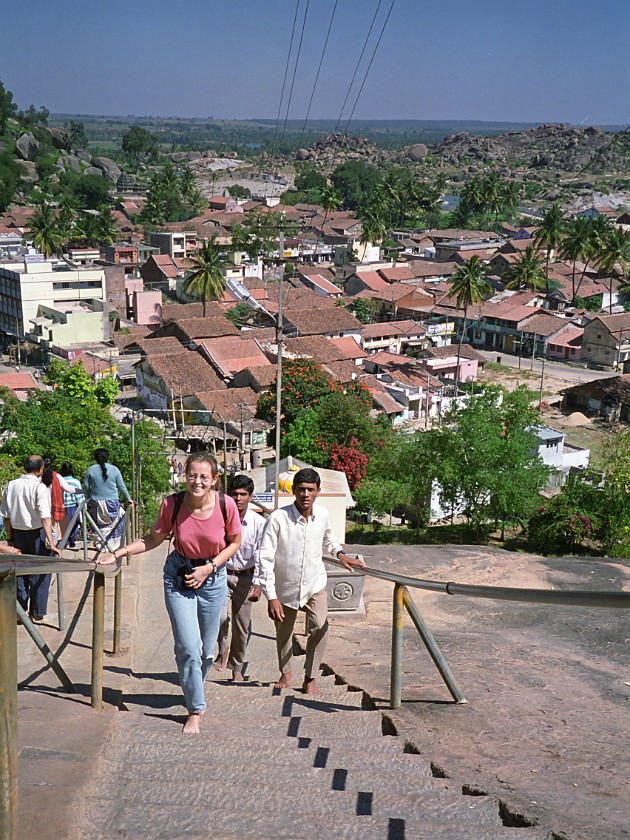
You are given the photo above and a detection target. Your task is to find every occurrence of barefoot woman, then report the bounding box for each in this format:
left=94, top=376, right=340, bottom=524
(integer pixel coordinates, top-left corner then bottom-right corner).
left=99, top=453, right=241, bottom=733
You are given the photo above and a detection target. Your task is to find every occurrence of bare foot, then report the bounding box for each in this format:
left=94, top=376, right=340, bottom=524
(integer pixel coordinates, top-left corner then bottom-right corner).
left=214, top=652, right=228, bottom=672
left=231, top=670, right=244, bottom=682
left=275, top=671, right=293, bottom=690
left=302, top=677, right=319, bottom=695
left=182, top=713, right=201, bottom=734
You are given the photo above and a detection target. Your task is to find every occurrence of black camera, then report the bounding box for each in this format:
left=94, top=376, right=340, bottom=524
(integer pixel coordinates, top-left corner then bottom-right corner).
left=175, top=559, right=195, bottom=591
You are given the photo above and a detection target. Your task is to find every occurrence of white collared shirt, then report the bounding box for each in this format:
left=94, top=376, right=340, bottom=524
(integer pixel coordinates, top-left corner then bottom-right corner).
left=259, top=502, right=343, bottom=609
left=226, top=507, right=265, bottom=585
left=0, top=474, right=51, bottom=530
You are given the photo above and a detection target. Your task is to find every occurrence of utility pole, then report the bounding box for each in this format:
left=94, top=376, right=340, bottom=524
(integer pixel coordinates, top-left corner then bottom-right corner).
left=238, top=402, right=245, bottom=470
left=275, top=224, right=284, bottom=510
left=538, top=355, right=546, bottom=410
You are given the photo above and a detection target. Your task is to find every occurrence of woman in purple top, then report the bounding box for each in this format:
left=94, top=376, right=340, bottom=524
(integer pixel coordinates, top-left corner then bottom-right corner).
left=99, top=452, right=241, bottom=733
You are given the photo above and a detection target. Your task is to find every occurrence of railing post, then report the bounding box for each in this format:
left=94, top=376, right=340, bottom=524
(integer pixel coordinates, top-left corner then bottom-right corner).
left=0, top=569, right=18, bottom=840
left=390, top=582, right=404, bottom=709
left=91, top=571, right=105, bottom=710
left=402, top=587, right=467, bottom=705
left=113, top=570, right=122, bottom=654
left=56, top=573, right=65, bottom=631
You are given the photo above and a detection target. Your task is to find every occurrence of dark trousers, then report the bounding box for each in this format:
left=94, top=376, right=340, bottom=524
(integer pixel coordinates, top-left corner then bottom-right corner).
left=64, top=504, right=80, bottom=547
left=13, top=528, right=51, bottom=618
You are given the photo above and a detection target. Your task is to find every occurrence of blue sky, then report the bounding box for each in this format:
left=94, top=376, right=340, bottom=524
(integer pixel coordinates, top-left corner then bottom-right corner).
left=2, top=0, right=628, bottom=124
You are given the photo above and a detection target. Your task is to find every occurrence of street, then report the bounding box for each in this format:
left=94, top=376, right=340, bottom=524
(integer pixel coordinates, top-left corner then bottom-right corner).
left=478, top=348, right=618, bottom=384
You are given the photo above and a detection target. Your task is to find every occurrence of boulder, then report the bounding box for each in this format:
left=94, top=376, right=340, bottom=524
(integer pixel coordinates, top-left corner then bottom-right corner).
left=84, top=166, right=103, bottom=177
left=15, top=159, right=39, bottom=182
left=0, top=141, right=7, bottom=154
left=91, top=156, right=122, bottom=182
left=47, top=127, right=71, bottom=150
left=60, top=154, right=81, bottom=173
left=406, top=143, right=428, bottom=161
left=171, top=152, right=187, bottom=163
left=187, top=151, right=201, bottom=161
left=15, top=132, right=40, bottom=161
left=77, top=150, right=92, bottom=163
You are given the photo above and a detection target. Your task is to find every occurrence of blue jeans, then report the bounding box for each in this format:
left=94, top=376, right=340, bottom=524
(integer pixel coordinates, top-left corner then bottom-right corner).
left=163, top=550, right=228, bottom=714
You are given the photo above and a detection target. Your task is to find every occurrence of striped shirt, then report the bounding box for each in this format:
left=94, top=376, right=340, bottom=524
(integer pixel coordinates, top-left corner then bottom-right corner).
left=62, top=476, right=84, bottom=508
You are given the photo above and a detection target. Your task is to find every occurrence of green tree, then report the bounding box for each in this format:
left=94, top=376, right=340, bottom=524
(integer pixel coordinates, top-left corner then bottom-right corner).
left=330, top=160, right=381, bottom=210
left=450, top=255, right=491, bottom=390
left=121, top=125, right=159, bottom=164
left=69, top=172, right=111, bottom=210
left=534, top=204, right=565, bottom=294
left=64, top=120, right=89, bottom=150
left=504, top=244, right=546, bottom=291
left=28, top=203, right=63, bottom=258
left=93, top=375, right=119, bottom=407
left=0, top=78, right=18, bottom=133
left=281, top=408, right=324, bottom=463
left=596, top=226, right=630, bottom=314
left=560, top=216, right=592, bottom=301
left=345, top=297, right=378, bottom=324
left=0, top=150, right=23, bottom=212
left=182, top=236, right=226, bottom=316
left=295, top=165, right=327, bottom=194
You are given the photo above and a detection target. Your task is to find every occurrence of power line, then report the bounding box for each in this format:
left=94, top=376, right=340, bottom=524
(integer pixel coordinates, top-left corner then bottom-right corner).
left=344, top=0, right=396, bottom=132
left=334, top=0, right=383, bottom=134
left=298, top=0, right=339, bottom=148
left=267, top=0, right=302, bottom=177
left=279, top=0, right=311, bottom=148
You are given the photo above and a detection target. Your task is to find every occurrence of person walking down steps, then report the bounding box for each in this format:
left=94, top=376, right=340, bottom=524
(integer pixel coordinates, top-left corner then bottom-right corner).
left=84, top=448, right=133, bottom=552
left=98, top=453, right=241, bottom=734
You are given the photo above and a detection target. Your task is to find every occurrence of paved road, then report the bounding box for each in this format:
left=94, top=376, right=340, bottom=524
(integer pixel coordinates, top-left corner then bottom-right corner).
left=478, top=349, right=617, bottom=384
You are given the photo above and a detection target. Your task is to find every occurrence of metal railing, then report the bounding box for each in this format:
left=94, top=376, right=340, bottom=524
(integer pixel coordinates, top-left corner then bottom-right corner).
left=325, top=556, right=630, bottom=709
left=0, top=502, right=132, bottom=840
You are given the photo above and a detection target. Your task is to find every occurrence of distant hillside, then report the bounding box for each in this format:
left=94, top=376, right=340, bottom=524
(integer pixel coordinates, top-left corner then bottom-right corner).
left=51, top=113, right=624, bottom=154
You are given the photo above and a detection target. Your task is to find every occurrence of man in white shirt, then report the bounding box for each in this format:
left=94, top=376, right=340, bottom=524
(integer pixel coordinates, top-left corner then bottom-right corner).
left=259, top=467, right=365, bottom=695
left=0, top=455, right=61, bottom=621
left=216, top=475, right=265, bottom=682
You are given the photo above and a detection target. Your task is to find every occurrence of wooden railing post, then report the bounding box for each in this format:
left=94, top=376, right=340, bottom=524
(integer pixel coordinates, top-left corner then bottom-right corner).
left=390, top=582, right=404, bottom=709
left=0, top=569, right=18, bottom=840
left=91, top=571, right=105, bottom=710
left=113, top=571, right=122, bottom=654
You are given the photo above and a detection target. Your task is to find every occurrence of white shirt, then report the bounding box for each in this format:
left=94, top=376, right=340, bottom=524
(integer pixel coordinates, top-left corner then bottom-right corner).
left=259, top=503, right=344, bottom=609
left=226, top=507, right=265, bottom=586
left=0, top=474, right=51, bottom=530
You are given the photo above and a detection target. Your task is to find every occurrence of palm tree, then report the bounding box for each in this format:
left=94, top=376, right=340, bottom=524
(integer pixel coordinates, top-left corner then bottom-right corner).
left=450, top=256, right=491, bottom=391
left=533, top=204, right=565, bottom=294
left=28, top=203, right=63, bottom=258
left=180, top=167, right=197, bottom=201
left=596, top=226, right=630, bottom=314
left=559, top=216, right=591, bottom=301
left=480, top=173, right=503, bottom=222
left=504, top=245, right=546, bottom=291
left=182, top=236, right=226, bottom=316
left=95, top=209, right=119, bottom=245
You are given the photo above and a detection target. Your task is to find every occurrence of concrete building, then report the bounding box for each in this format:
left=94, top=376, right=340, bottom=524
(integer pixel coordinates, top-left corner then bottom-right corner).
left=148, top=230, right=198, bottom=260
left=27, top=303, right=110, bottom=351
left=0, top=257, right=107, bottom=343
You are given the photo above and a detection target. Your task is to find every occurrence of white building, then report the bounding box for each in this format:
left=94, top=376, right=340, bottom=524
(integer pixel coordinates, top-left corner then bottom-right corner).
left=0, top=257, right=106, bottom=341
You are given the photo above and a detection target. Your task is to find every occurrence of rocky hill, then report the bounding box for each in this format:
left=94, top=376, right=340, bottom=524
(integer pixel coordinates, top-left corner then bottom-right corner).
left=294, top=124, right=629, bottom=177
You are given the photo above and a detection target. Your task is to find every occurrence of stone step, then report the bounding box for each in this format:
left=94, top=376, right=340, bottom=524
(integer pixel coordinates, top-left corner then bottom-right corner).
left=102, top=741, right=435, bottom=780
left=116, top=708, right=385, bottom=740
left=204, top=684, right=366, bottom=710
left=79, top=794, right=547, bottom=840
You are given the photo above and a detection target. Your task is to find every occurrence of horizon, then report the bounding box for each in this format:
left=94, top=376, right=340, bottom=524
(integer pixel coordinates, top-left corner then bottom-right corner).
left=1, top=1, right=628, bottom=126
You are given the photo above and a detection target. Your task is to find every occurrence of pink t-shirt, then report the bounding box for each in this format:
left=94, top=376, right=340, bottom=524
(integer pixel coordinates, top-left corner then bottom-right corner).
left=154, top=492, right=241, bottom=560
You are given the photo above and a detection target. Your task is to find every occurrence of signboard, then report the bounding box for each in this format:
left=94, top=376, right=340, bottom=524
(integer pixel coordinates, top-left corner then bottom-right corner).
left=426, top=322, right=454, bottom=336
left=253, top=493, right=273, bottom=505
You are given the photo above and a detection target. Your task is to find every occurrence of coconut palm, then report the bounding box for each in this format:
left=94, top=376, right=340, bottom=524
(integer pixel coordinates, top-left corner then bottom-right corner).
left=95, top=209, right=119, bottom=245
left=182, top=236, right=226, bottom=316
left=180, top=167, right=197, bottom=201
left=504, top=245, right=546, bottom=291
left=533, top=204, right=565, bottom=294
left=559, top=216, right=591, bottom=301
left=450, top=256, right=491, bottom=390
left=28, top=203, right=63, bottom=258
left=596, top=226, right=630, bottom=314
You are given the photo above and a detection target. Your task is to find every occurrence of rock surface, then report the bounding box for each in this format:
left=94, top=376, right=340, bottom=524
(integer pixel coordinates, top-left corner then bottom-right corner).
left=15, top=132, right=39, bottom=161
